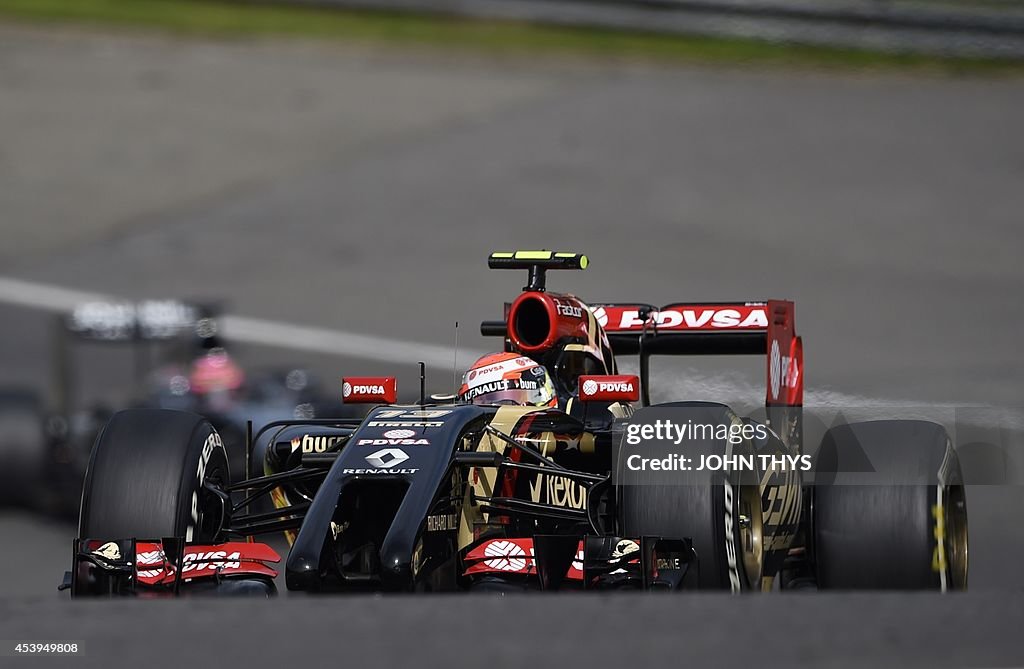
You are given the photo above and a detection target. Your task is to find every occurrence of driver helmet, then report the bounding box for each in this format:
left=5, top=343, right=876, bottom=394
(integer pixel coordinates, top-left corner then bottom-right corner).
left=458, top=352, right=557, bottom=407
left=189, top=347, right=245, bottom=395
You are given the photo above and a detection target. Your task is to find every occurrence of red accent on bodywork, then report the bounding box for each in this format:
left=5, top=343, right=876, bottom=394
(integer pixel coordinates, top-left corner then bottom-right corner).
left=463, top=537, right=584, bottom=580
left=134, top=541, right=280, bottom=586
left=342, top=376, right=397, bottom=403
left=506, top=292, right=591, bottom=354
left=786, top=336, right=803, bottom=406
left=597, top=304, right=770, bottom=333
left=578, top=375, right=640, bottom=402
left=765, top=302, right=801, bottom=407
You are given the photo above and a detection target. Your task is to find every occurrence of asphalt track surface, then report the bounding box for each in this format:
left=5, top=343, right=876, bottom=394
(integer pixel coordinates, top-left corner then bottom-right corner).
left=1, top=24, right=1023, bottom=667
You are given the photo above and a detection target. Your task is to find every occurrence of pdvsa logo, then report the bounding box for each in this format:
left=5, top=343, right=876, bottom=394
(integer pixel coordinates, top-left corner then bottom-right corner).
left=595, top=381, right=633, bottom=394
left=182, top=550, right=242, bottom=572
left=341, top=377, right=397, bottom=403
left=356, top=437, right=429, bottom=446
left=769, top=339, right=800, bottom=401
left=602, top=306, right=769, bottom=331
left=578, top=375, right=640, bottom=401
left=345, top=383, right=385, bottom=397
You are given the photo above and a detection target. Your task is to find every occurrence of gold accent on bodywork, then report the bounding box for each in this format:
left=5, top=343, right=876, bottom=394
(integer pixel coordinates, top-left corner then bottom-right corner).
left=270, top=486, right=298, bottom=546
left=457, top=405, right=546, bottom=550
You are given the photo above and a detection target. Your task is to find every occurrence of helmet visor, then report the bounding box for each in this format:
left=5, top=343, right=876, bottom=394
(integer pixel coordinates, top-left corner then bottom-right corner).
left=468, top=386, right=554, bottom=407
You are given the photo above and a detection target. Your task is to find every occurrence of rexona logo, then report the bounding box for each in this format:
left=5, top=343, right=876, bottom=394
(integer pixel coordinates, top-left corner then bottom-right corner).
left=341, top=376, right=397, bottom=403
left=578, top=375, right=640, bottom=402
left=529, top=472, right=587, bottom=510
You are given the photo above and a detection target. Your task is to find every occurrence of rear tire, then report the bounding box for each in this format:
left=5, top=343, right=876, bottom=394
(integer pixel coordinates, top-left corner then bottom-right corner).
left=813, top=420, right=967, bottom=590
left=79, top=409, right=229, bottom=543
left=617, top=402, right=763, bottom=591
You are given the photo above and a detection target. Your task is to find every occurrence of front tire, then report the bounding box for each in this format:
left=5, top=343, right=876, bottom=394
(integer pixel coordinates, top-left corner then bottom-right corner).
left=79, top=409, right=229, bottom=543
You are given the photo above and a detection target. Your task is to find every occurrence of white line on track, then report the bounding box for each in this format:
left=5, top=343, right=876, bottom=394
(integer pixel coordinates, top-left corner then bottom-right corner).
left=0, top=276, right=483, bottom=369
left=2, top=275, right=1021, bottom=431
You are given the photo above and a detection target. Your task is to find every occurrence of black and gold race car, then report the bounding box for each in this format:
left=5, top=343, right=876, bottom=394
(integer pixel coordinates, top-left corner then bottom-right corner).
left=65, top=251, right=967, bottom=596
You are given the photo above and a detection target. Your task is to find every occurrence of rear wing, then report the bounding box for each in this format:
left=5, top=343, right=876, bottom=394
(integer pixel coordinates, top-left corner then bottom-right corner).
left=592, top=300, right=803, bottom=452
left=477, top=252, right=803, bottom=451
left=592, top=301, right=802, bottom=402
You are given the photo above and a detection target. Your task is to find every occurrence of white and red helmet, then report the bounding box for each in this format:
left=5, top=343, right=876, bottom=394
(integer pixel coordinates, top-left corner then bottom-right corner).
left=458, top=352, right=557, bottom=408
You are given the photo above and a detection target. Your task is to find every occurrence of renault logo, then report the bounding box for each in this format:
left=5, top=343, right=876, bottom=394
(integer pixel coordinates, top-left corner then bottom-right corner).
left=365, top=448, right=410, bottom=469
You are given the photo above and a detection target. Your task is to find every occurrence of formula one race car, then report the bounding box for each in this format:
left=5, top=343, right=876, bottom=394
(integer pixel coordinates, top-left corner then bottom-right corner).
left=65, top=252, right=968, bottom=596
left=29, top=299, right=357, bottom=518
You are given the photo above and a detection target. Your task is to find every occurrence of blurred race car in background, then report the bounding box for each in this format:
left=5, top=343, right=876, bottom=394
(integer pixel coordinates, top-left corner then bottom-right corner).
left=0, top=299, right=358, bottom=518
left=66, top=252, right=968, bottom=596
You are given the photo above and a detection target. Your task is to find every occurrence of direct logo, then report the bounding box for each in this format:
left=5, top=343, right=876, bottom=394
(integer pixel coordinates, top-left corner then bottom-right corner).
left=383, top=429, right=416, bottom=439
left=591, top=306, right=609, bottom=327
left=365, top=448, right=410, bottom=468
left=342, top=381, right=352, bottom=398
left=582, top=379, right=598, bottom=396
